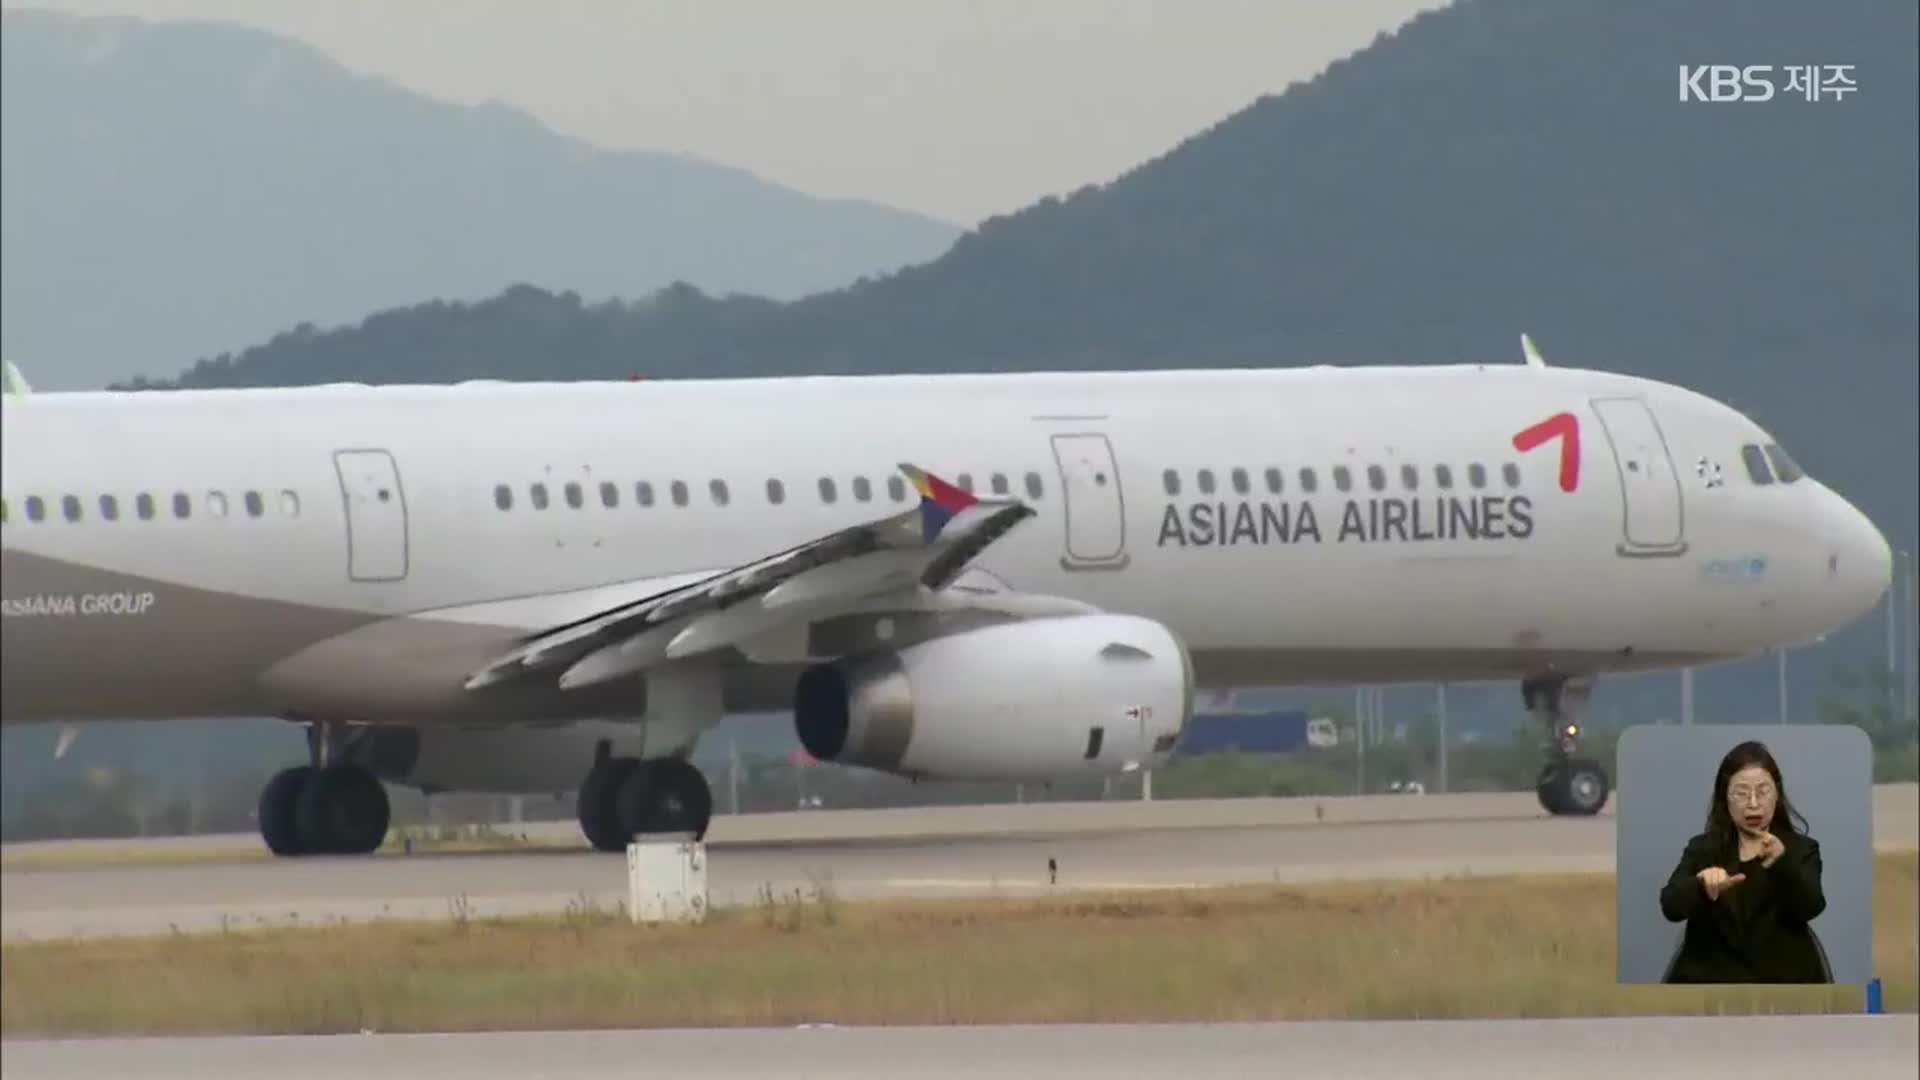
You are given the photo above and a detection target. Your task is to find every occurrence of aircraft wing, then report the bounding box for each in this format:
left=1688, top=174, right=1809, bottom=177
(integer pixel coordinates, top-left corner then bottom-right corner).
left=462, top=464, right=1037, bottom=692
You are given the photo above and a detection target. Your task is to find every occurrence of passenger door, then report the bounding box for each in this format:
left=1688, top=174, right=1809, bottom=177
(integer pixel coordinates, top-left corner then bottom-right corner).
left=1588, top=397, right=1687, bottom=557
left=333, top=449, right=410, bottom=581
left=1047, top=432, right=1129, bottom=571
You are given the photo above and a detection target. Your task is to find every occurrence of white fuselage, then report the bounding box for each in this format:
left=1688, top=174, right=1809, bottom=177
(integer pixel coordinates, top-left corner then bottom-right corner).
left=0, top=363, right=1894, bottom=728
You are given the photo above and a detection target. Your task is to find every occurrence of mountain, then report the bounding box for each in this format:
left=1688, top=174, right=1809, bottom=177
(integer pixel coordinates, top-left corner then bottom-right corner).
left=141, top=0, right=1918, bottom=556
left=0, top=9, right=962, bottom=391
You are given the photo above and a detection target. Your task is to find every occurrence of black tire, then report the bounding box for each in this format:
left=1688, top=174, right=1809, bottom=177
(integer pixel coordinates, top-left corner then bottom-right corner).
left=578, top=758, right=635, bottom=853
left=333, top=767, right=392, bottom=854
left=1536, top=761, right=1568, bottom=815
left=259, top=766, right=313, bottom=856
left=1559, top=757, right=1610, bottom=816
left=294, top=765, right=390, bottom=855
left=615, top=758, right=713, bottom=840
left=649, top=757, right=714, bottom=841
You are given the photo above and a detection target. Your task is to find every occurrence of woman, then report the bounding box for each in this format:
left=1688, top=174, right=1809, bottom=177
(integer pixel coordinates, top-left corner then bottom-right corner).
left=1658, top=739, right=1831, bottom=983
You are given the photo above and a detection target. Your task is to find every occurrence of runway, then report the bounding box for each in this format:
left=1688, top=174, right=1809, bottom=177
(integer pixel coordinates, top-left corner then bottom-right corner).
left=4, top=1015, right=1915, bottom=1079
left=5, top=786, right=1915, bottom=941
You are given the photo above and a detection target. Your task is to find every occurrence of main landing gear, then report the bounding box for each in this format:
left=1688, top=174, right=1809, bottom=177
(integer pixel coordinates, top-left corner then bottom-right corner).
left=1525, top=675, right=1610, bottom=816
left=258, top=726, right=391, bottom=856
left=575, top=747, right=714, bottom=853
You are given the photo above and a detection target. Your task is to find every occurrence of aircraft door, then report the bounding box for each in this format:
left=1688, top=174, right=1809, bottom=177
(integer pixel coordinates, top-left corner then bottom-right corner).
left=1588, top=397, right=1687, bottom=557
left=333, top=449, right=410, bottom=581
left=1048, top=432, right=1129, bottom=570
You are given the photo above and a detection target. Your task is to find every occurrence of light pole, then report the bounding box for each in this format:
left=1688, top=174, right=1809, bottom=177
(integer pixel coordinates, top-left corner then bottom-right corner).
left=1777, top=648, right=1789, bottom=724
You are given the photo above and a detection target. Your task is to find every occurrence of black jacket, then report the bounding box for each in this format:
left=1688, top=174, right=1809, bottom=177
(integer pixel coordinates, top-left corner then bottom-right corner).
left=1658, top=830, right=1831, bottom=984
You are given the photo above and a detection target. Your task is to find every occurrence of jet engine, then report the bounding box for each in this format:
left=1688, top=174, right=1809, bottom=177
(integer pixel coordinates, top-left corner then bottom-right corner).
left=792, top=614, right=1194, bottom=780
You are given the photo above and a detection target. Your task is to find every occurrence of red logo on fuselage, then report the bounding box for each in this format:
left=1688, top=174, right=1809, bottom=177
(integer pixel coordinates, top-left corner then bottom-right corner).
left=1512, top=412, right=1581, bottom=492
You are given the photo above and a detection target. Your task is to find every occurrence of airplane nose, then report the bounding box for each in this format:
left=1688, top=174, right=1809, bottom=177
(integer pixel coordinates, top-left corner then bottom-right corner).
left=1827, top=497, right=1893, bottom=615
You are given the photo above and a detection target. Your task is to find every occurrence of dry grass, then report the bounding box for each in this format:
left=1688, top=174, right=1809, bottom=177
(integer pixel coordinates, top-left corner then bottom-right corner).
left=4, top=853, right=1913, bottom=1036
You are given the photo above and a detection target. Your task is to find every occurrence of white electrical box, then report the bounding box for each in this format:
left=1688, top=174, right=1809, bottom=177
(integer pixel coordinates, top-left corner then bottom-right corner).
left=627, top=840, right=709, bottom=924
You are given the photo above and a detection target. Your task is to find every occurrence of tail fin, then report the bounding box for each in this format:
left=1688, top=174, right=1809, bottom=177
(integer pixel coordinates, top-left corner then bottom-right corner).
left=3, top=361, right=30, bottom=397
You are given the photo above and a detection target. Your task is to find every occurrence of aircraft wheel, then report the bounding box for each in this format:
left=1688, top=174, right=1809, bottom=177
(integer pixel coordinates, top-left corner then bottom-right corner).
left=294, top=764, right=391, bottom=855
left=1538, top=757, right=1609, bottom=816
left=259, top=765, right=314, bottom=856
left=1557, top=757, right=1610, bottom=816
left=577, top=757, right=636, bottom=853
left=615, top=758, right=713, bottom=841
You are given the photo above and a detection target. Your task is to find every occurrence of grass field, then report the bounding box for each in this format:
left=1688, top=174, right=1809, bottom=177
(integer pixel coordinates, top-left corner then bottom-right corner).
left=3, top=852, right=1913, bottom=1036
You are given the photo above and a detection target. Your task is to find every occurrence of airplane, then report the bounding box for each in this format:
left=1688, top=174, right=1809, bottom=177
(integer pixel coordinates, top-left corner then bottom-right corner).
left=0, top=343, right=1894, bottom=857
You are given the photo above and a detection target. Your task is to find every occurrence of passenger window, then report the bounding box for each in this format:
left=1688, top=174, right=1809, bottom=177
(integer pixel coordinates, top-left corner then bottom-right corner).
left=100, top=495, right=120, bottom=521
left=1367, top=465, right=1386, bottom=492
left=530, top=483, right=550, bottom=510
left=852, top=476, right=872, bottom=502
left=494, top=484, right=514, bottom=511
left=1197, top=469, right=1216, bottom=495
left=1764, top=444, right=1804, bottom=483
left=889, top=475, right=909, bottom=502
left=635, top=481, right=655, bottom=508
left=62, top=494, right=82, bottom=522
left=26, top=495, right=45, bottom=521
left=1230, top=467, right=1249, bottom=495
left=1468, top=464, right=1487, bottom=489
left=710, top=479, right=730, bottom=506
left=173, top=492, right=191, bottom=519
left=564, top=482, right=584, bottom=509
left=1502, top=463, right=1521, bottom=488
left=1298, top=468, right=1318, bottom=493
left=278, top=491, right=300, bottom=518
left=600, top=482, right=619, bottom=508
left=1024, top=472, right=1044, bottom=499
left=767, top=478, right=786, bottom=505
left=990, top=473, right=1009, bottom=496
left=207, top=492, right=228, bottom=518
left=818, top=477, right=837, bottom=503
left=1265, top=467, right=1282, bottom=494
left=957, top=473, right=975, bottom=493
left=0, top=498, right=7, bottom=524
left=1333, top=466, right=1352, bottom=492
left=1163, top=469, right=1181, bottom=496
left=244, top=491, right=264, bottom=518
left=138, top=493, right=156, bottom=520
left=1400, top=464, right=1419, bottom=491
left=1435, top=464, right=1453, bottom=490
left=670, top=481, right=689, bottom=507
left=1740, top=444, right=1775, bottom=485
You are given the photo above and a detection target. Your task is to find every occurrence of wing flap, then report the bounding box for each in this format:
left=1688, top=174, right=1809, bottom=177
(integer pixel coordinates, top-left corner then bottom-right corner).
left=464, top=464, right=1033, bottom=691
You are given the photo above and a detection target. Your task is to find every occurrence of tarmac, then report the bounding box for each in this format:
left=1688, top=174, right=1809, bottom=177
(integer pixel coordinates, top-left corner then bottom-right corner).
left=4, top=1015, right=1915, bottom=1079
left=3, top=785, right=1915, bottom=941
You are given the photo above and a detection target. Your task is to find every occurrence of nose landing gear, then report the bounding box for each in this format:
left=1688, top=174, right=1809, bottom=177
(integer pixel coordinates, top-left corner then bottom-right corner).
left=1525, top=675, right=1610, bottom=816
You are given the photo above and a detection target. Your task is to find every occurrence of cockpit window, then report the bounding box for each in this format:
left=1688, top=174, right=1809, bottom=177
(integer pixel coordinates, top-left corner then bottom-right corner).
left=1764, top=444, right=1805, bottom=483
left=1740, top=444, right=1775, bottom=485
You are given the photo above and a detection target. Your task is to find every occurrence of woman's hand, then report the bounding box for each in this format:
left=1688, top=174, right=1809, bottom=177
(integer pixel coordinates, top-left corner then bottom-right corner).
left=1697, top=866, right=1746, bottom=901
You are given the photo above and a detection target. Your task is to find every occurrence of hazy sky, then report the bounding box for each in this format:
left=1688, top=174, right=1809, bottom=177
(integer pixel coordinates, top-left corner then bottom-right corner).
left=5, top=0, right=1446, bottom=224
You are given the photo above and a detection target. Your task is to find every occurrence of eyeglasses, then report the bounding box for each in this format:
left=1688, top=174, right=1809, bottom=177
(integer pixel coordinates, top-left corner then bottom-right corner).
left=1728, top=784, right=1775, bottom=804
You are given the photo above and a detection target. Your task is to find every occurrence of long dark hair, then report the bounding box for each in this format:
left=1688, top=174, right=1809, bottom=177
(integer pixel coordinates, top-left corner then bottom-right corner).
left=1704, top=740, right=1809, bottom=864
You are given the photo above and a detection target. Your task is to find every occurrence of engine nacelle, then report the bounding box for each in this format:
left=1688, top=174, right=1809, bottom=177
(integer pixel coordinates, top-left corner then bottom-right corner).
left=343, top=721, right=648, bottom=795
left=792, top=614, right=1194, bottom=780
